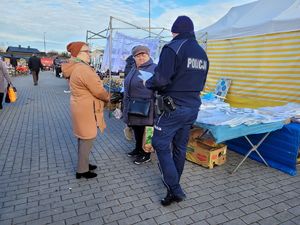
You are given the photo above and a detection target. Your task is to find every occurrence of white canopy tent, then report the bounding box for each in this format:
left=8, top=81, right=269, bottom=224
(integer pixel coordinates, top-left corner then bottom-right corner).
left=194, top=0, right=300, bottom=176
left=197, top=0, right=300, bottom=40
left=196, top=0, right=300, bottom=108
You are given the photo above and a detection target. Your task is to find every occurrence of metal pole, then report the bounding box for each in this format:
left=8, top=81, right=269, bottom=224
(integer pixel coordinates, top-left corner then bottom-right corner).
left=43, top=32, right=46, bottom=53
left=149, top=0, right=151, bottom=37
left=108, top=16, right=113, bottom=116
left=110, top=16, right=162, bottom=37
left=205, top=32, right=208, bottom=52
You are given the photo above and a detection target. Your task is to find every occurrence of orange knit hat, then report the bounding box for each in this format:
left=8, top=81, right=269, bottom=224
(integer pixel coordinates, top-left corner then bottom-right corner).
left=66, top=41, right=86, bottom=57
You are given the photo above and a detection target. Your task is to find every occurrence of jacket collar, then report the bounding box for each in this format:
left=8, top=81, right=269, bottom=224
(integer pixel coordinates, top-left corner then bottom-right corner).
left=135, top=58, right=153, bottom=69
left=172, top=32, right=196, bottom=41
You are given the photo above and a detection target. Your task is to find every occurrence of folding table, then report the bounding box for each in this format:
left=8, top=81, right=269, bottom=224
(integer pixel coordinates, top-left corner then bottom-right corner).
left=193, top=121, right=285, bottom=173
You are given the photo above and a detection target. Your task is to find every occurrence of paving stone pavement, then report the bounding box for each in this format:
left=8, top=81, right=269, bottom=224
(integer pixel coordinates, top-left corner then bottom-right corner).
left=0, top=71, right=299, bottom=225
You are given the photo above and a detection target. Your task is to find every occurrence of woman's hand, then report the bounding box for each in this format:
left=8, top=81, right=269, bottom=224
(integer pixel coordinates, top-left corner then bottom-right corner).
left=104, top=92, right=112, bottom=103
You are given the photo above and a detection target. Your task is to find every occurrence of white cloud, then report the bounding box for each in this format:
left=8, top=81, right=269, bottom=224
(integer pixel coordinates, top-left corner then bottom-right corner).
left=0, top=0, right=256, bottom=52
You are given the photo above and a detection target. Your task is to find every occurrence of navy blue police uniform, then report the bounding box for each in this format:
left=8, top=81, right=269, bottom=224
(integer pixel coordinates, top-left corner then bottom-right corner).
left=146, top=31, right=209, bottom=204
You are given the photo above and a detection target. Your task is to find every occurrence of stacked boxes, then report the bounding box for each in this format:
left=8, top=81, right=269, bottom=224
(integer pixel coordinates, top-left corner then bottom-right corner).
left=186, top=128, right=227, bottom=169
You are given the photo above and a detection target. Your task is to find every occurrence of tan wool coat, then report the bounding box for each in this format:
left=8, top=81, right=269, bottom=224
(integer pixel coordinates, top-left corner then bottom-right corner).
left=62, top=61, right=110, bottom=139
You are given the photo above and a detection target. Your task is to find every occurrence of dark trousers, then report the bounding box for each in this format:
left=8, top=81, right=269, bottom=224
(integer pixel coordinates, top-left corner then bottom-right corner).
left=152, top=106, right=199, bottom=197
left=55, top=67, right=61, bottom=77
left=131, top=125, right=150, bottom=157
left=0, top=93, right=3, bottom=109
left=32, top=70, right=39, bottom=85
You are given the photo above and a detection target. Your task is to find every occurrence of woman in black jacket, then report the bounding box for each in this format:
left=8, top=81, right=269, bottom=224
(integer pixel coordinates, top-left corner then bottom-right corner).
left=123, top=45, right=156, bottom=165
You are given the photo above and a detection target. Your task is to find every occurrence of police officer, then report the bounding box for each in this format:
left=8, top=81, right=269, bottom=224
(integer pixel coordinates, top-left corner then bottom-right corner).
left=145, top=15, right=209, bottom=206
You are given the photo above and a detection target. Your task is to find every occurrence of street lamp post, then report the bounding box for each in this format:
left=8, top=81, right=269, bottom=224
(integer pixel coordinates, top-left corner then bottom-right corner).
left=149, top=0, right=151, bottom=37
left=43, top=32, right=46, bottom=53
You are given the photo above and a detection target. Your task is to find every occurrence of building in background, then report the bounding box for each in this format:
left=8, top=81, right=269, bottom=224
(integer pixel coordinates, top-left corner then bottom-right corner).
left=5, top=45, right=40, bottom=60
left=0, top=45, right=41, bottom=64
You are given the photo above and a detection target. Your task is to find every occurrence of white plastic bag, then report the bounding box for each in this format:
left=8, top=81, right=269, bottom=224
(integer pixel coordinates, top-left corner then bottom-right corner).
left=112, top=108, right=122, bottom=119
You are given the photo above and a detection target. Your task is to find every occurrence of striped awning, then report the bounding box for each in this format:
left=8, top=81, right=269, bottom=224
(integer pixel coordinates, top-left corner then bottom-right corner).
left=205, top=30, right=300, bottom=108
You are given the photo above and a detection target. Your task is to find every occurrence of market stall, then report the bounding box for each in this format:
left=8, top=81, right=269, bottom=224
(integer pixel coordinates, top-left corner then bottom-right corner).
left=194, top=99, right=300, bottom=175
left=194, top=0, right=300, bottom=174
left=16, top=58, right=29, bottom=76
left=197, top=0, right=300, bottom=108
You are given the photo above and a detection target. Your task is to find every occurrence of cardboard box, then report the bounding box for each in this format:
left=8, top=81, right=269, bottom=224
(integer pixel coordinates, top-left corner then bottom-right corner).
left=189, top=127, right=218, bottom=147
left=186, top=128, right=227, bottom=169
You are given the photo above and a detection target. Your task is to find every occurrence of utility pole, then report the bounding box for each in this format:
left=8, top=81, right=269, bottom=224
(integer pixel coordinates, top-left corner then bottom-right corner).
left=43, top=32, right=46, bottom=53
left=149, top=0, right=151, bottom=37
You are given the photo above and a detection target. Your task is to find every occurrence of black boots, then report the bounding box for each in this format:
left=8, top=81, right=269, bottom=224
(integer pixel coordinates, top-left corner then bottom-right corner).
left=76, top=171, right=97, bottom=179
left=161, top=192, right=186, bottom=206
left=76, top=164, right=97, bottom=179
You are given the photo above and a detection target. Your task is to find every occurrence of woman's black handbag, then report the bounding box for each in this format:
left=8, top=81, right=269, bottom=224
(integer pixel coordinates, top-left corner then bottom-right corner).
left=128, top=99, right=150, bottom=117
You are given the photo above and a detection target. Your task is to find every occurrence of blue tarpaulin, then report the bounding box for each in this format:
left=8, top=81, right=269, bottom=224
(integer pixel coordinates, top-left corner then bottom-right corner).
left=226, top=123, right=300, bottom=176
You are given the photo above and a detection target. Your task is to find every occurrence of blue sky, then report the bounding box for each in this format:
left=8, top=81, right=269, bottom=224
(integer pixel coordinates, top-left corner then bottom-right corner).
left=0, top=0, right=256, bottom=52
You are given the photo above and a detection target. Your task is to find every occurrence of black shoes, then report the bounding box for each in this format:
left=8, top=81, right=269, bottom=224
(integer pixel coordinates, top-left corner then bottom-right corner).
left=127, top=149, right=140, bottom=157
left=161, top=192, right=186, bottom=206
left=76, top=164, right=97, bottom=179
left=76, top=171, right=97, bottom=179
left=128, top=150, right=151, bottom=165
left=89, top=164, right=97, bottom=170
left=134, top=154, right=151, bottom=165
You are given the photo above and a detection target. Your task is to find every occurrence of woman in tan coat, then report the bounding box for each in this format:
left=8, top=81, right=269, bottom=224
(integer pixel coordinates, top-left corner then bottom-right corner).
left=62, top=42, right=110, bottom=179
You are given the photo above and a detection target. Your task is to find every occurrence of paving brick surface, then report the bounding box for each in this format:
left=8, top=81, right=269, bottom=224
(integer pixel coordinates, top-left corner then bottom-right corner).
left=0, top=72, right=299, bottom=225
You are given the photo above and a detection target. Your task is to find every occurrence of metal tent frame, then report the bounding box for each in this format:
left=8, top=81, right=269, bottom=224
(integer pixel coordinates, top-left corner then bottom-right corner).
left=86, top=16, right=171, bottom=108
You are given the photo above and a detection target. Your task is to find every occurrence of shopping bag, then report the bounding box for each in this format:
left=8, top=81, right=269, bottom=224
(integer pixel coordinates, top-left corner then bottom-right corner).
left=142, top=126, right=155, bottom=153
left=112, top=108, right=122, bottom=119
left=7, top=85, right=17, bottom=103
left=5, top=87, right=10, bottom=103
